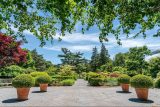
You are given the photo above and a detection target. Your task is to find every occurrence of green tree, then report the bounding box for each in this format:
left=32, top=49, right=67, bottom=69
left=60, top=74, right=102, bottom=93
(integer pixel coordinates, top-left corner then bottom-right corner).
left=99, top=43, right=110, bottom=66
left=126, top=46, right=151, bottom=74
left=113, top=53, right=126, bottom=67
left=149, top=57, right=160, bottom=78
left=90, top=47, right=100, bottom=71
left=1, top=1, right=159, bottom=45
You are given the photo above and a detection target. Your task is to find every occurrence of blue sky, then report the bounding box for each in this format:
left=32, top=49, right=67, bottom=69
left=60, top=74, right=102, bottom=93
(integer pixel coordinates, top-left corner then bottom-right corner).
left=20, top=23, right=160, bottom=64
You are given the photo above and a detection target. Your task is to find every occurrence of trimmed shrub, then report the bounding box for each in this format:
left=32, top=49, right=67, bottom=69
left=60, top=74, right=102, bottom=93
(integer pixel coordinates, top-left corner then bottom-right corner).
left=30, top=72, right=48, bottom=77
left=52, top=75, right=75, bottom=81
left=131, top=75, right=153, bottom=88
left=88, top=78, right=104, bottom=86
left=60, top=79, right=75, bottom=86
left=12, top=74, right=34, bottom=88
left=118, top=74, right=130, bottom=84
left=155, top=78, right=160, bottom=88
left=103, top=77, right=119, bottom=86
left=109, top=72, right=120, bottom=77
left=86, top=72, right=100, bottom=80
left=36, top=74, right=52, bottom=84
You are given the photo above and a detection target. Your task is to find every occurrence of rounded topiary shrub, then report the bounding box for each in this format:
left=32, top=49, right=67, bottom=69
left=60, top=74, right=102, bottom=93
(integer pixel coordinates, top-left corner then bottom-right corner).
left=60, top=79, right=75, bottom=86
left=12, top=74, right=35, bottom=88
left=131, top=75, right=153, bottom=88
left=155, top=78, right=160, bottom=88
left=118, top=74, right=130, bottom=84
left=88, top=78, right=104, bottom=86
left=36, top=74, right=52, bottom=84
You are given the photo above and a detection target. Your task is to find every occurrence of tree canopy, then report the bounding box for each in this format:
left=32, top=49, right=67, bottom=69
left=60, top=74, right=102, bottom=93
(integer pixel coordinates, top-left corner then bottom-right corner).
left=0, top=0, right=159, bottom=45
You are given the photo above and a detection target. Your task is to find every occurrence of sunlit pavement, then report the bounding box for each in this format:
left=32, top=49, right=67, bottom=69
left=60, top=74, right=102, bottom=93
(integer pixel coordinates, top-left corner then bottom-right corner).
left=0, top=79, right=160, bottom=106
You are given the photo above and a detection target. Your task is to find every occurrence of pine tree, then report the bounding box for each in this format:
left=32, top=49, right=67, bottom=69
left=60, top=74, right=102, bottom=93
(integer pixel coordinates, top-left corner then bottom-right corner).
left=90, top=47, right=99, bottom=71
left=99, top=43, right=110, bottom=66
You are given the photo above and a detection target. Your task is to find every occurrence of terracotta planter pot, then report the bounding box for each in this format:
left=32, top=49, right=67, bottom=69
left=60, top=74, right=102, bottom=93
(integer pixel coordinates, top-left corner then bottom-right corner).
left=40, top=84, right=48, bottom=92
left=121, top=84, right=129, bottom=92
left=135, top=88, right=148, bottom=100
left=17, top=88, right=30, bottom=100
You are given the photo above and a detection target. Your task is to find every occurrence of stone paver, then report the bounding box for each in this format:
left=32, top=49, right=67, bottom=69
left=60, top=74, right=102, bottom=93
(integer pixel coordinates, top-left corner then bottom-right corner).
left=0, top=79, right=160, bottom=106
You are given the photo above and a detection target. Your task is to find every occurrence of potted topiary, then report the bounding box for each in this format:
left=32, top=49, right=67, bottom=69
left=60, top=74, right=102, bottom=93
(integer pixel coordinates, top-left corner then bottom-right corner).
left=131, top=75, right=153, bottom=100
left=118, top=74, right=130, bottom=92
left=36, top=74, right=52, bottom=92
left=12, top=74, right=34, bottom=100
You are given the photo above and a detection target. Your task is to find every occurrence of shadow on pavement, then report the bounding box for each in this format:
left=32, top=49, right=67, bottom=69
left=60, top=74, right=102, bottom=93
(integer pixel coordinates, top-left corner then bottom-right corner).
left=32, top=91, right=46, bottom=93
left=2, top=98, right=26, bottom=103
left=116, top=91, right=132, bottom=94
left=129, top=98, right=154, bottom=103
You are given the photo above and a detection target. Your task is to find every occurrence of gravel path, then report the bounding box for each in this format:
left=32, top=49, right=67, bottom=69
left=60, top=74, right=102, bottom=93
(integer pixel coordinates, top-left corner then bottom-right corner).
left=0, top=79, right=160, bottom=106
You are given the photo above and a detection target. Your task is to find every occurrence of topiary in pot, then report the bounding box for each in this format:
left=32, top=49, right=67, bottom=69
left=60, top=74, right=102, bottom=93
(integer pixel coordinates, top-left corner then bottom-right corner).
left=36, top=74, right=52, bottom=92
left=118, top=74, right=130, bottom=92
left=131, top=75, right=153, bottom=100
left=12, top=74, right=34, bottom=100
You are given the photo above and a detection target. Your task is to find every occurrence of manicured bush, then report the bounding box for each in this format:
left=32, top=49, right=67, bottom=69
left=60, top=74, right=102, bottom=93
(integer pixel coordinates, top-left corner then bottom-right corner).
left=12, top=74, right=34, bottom=88
left=155, top=78, right=160, bottom=88
left=118, top=74, right=130, bottom=84
left=36, top=74, right=52, bottom=84
left=60, top=79, right=75, bottom=86
left=131, top=75, right=153, bottom=88
left=86, top=72, right=100, bottom=80
left=103, top=77, right=119, bottom=86
left=88, top=78, right=104, bottom=86
left=30, top=72, right=48, bottom=77
left=52, top=75, right=75, bottom=80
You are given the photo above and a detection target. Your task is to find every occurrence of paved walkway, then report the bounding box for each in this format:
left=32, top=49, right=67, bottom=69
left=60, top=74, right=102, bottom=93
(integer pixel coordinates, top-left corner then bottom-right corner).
left=0, top=79, right=160, bottom=106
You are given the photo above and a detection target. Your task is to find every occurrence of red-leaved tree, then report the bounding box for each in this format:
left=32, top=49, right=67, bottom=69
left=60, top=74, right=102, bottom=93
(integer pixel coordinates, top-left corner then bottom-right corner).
left=0, top=33, right=28, bottom=67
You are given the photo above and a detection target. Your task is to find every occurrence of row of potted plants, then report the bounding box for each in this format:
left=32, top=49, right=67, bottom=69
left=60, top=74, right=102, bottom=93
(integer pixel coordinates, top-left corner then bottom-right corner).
left=12, top=74, right=52, bottom=100
left=118, top=74, right=153, bottom=100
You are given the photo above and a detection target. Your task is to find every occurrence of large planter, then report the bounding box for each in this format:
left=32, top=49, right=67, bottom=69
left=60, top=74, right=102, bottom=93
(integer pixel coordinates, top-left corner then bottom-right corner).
left=121, top=84, right=129, bottom=92
left=40, top=84, right=48, bottom=92
left=135, top=88, right=148, bottom=100
left=17, top=88, right=30, bottom=100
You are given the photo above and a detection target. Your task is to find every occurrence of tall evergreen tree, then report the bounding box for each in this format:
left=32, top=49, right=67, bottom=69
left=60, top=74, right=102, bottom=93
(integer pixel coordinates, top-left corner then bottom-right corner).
left=99, top=43, right=110, bottom=66
left=90, top=47, right=99, bottom=71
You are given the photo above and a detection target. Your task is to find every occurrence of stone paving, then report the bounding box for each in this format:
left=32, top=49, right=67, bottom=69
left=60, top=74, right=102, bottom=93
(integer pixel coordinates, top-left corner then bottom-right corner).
left=0, top=79, right=160, bottom=106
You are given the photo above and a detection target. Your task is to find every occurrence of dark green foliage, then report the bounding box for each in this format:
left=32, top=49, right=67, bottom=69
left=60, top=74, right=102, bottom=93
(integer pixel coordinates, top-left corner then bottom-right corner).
left=12, top=74, right=34, bottom=88
left=60, top=79, right=75, bottom=86
left=149, top=57, right=160, bottom=78
left=155, top=78, right=160, bottom=88
left=36, top=74, right=52, bottom=84
left=88, top=78, right=104, bottom=86
left=90, top=47, right=100, bottom=71
left=131, top=75, right=153, bottom=88
left=0, top=65, right=25, bottom=78
left=125, top=70, right=137, bottom=77
left=99, top=43, right=110, bottom=66
left=118, top=74, right=130, bottom=84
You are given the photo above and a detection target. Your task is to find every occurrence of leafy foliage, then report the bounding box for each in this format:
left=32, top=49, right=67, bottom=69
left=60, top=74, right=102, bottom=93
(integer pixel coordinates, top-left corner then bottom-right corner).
left=88, top=78, right=104, bottom=86
left=118, top=74, right=130, bottom=84
left=0, top=33, right=27, bottom=67
left=0, top=65, right=25, bottom=78
left=30, top=72, right=48, bottom=78
left=1, top=1, right=159, bottom=45
left=155, top=78, right=160, bottom=88
left=12, top=74, right=34, bottom=88
left=131, top=75, right=153, bottom=88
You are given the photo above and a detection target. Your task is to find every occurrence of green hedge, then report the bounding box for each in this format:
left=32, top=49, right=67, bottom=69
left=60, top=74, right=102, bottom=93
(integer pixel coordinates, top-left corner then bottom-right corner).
left=118, top=74, right=130, bottom=84
left=60, top=79, right=75, bottom=86
left=12, top=74, right=35, bottom=88
left=88, top=78, right=104, bottom=86
left=52, top=75, right=76, bottom=80
left=131, top=75, right=153, bottom=88
left=30, top=72, right=48, bottom=77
